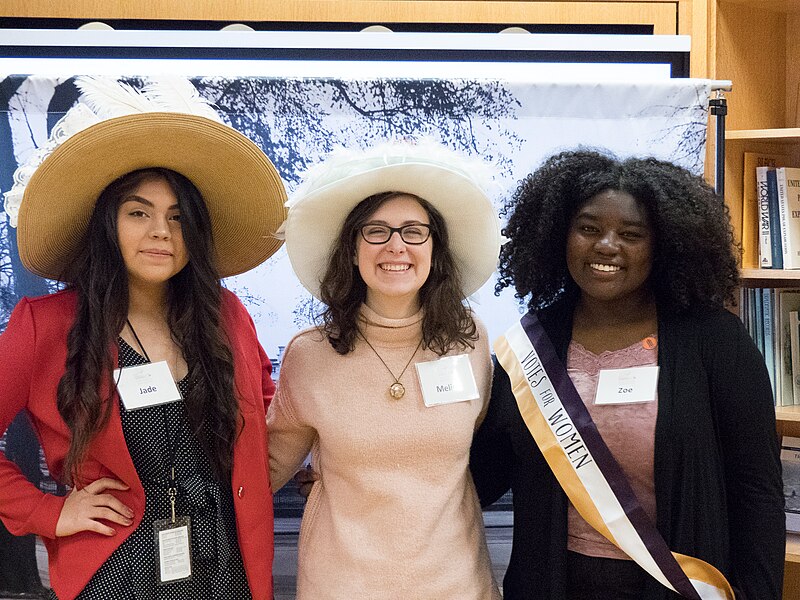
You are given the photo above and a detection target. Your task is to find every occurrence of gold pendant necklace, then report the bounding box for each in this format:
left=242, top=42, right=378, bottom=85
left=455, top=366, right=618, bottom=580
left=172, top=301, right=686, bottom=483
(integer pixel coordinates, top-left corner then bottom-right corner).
left=360, top=334, right=423, bottom=400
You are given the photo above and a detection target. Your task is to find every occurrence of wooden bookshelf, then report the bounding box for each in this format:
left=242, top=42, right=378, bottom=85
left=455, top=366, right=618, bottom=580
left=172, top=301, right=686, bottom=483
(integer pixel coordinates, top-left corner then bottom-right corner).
left=0, top=0, right=792, bottom=593
left=716, top=1, right=800, bottom=595
left=777, top=405, right=800, bottom=423
left=740, top=270, right=800, bottom=288
left=789, top=533, right=800, bottom=564
left=728, top=129, right=800, bottom=142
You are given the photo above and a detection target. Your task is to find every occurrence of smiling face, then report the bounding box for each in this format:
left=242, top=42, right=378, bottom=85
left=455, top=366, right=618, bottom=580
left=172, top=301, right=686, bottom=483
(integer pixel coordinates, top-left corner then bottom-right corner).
left=116, top=176, right=189, bottom=291
left=356, top=194, right=433, bottom=318
left=566, top=189, right=654, bottom=307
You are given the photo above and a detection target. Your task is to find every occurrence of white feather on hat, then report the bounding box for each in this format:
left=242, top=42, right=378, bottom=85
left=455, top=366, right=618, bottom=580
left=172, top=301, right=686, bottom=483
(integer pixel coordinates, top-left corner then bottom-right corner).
left=3, top=75, right=221, bottom=227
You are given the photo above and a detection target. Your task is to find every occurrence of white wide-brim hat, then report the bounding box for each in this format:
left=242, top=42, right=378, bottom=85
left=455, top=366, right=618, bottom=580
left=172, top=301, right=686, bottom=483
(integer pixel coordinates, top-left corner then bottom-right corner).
left=18, top=112, right=287, bottom=280
left=285, top=139, right=501, bottom=300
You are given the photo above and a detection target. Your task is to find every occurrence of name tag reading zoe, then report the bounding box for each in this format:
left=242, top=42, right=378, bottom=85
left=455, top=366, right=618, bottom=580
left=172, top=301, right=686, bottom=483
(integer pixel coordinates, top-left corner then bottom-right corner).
left=415, top=354, right=480, bottom=407
left=114, top=361, right=182, bottom=410
left=595, top=366, right=659, bottom=405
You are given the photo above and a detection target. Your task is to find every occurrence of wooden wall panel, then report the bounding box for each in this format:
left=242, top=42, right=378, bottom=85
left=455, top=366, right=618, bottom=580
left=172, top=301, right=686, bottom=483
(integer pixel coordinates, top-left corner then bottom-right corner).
left=787, top=12, right=800, bottom=128
left=2, top=1, right=678, bottom=34
left=715, top=1, right=786, bottom=129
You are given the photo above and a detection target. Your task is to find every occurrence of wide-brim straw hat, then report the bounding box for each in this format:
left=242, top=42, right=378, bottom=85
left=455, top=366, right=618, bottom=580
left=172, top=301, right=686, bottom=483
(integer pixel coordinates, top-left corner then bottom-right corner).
left=284, top=139, right=501, bottom=300
left=18, top=112, right=287, bottom=280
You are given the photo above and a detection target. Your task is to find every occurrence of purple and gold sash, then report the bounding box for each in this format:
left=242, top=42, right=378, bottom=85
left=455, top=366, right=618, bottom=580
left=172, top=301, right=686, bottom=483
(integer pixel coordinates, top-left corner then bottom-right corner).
left=494, top=312, right=734, bottom=600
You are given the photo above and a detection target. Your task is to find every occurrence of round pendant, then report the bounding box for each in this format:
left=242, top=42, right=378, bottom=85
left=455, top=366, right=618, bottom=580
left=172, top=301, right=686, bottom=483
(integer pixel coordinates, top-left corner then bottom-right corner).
left=389, top=382, right=405, bottom=400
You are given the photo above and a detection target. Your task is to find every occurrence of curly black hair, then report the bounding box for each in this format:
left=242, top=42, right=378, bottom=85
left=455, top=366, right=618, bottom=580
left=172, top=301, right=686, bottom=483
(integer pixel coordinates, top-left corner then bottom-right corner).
left=496, top=149, right=740, bottom=312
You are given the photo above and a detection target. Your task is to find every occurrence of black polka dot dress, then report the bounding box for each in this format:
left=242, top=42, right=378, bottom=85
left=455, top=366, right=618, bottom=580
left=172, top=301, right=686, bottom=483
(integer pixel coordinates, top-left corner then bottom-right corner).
left=49, top=339, right=252, bottom=599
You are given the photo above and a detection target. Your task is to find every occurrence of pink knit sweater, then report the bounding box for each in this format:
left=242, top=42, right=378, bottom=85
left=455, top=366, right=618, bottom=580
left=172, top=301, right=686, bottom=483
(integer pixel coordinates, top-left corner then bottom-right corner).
left=268, top=305, right=500, bottom=599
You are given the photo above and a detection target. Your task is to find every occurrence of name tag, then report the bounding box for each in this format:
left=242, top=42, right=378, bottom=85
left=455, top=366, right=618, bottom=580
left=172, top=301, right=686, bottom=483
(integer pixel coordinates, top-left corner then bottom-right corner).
left=415, top=354, right=479, bottom=407
left=595, top=366, right=659, bottom=405
left=114, top=361, right=182, bottom=411
left=155, top=516, right=193, bottom=583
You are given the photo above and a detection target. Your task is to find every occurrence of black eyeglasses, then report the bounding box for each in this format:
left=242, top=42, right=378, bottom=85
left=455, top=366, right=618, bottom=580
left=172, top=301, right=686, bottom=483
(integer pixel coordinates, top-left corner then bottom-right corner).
left=359, top=223, right=432, bottom=245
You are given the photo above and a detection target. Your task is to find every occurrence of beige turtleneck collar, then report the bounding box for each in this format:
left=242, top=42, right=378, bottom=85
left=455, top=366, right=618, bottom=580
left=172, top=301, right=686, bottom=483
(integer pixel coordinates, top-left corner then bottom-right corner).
left=358, top=303, right=423, bottom=349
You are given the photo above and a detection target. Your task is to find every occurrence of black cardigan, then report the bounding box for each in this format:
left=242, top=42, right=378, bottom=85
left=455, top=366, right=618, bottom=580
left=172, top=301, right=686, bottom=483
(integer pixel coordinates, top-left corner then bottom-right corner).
left=470, top=299, right=785, bottom=600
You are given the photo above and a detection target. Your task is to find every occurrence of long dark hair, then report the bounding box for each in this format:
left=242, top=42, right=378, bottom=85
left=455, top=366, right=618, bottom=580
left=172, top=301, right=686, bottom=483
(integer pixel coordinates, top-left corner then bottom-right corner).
left=57, top=168, right=239, bottom=484
left=319, top=192, right=477, bottom=355
left=496, top=150, right=739, bottom=312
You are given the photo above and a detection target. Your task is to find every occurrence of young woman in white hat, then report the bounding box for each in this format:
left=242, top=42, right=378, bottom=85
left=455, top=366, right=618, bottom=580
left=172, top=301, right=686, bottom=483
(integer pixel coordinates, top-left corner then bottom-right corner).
left=268, top=140, right=503, bottom=599
left=0, top=112, right=286, bottom=600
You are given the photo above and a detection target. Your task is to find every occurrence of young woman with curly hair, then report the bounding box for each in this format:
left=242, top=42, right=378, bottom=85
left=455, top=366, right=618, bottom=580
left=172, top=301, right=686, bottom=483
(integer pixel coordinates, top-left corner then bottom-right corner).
left=470, top=150, right=784, bottom=600
left=268, top=140, right=502, bottom=599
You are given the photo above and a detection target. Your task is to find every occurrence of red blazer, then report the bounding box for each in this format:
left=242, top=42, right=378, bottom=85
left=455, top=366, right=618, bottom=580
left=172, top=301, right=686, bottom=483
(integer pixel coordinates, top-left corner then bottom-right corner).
left=0, top=289, right=276, bottom=600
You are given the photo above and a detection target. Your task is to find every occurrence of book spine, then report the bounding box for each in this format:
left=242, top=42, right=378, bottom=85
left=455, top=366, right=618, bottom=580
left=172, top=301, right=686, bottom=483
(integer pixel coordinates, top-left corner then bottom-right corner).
left=767, top=169, right=784, bottom=269
left=777, top=167, right=796, bottom=268
left=791, top=311, right=800, bottom=404
left=763, top=288, right=776, bottom=401
left=785, top=169, right=800, bottom=269
left=755, top=287, right=764, bottom=357
left=774, top=289, right=784, bottom=403
left=757, top=166, right=773, bottom=268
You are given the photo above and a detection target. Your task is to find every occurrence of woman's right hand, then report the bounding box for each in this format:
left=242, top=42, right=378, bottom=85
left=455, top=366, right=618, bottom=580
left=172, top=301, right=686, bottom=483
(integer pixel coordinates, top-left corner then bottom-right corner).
left=293, top=465, right=319, bottom=499
left=55, top=478, right=134, bottom=537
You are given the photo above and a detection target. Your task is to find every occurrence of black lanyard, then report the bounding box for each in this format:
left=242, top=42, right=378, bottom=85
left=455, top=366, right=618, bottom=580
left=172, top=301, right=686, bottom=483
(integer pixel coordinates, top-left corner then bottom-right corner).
left=125, top=319, right=181, bottom=522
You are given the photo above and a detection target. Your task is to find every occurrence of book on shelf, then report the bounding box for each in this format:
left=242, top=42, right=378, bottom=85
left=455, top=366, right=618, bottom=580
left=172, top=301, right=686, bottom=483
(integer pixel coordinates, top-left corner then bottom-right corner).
left=777, top=290, right=800, bottom=406
left=776, top=167, right=800, bottom=270
left=742, top=288, right=754, bottom=348
left=791, top=310, right=800, bottom=405
left=757, top=166, right=773, bottom=268
left=755, top=288, right=764, bottom=359
left=766, top=168, right=784, bottom=270
left=742, top=289, right=781, bottom=402
left=782, top=436, right=800, bottom=533
left=742, top=288, right=778, bottom=402
left=745, top=153, right=788, bottom=268
left=763, top=288, right=776, bottom=399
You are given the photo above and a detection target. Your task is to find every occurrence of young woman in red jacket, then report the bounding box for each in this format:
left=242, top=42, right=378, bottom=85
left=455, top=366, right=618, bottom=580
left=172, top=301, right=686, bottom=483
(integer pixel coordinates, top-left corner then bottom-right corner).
left=0, top=112, right=286, bottom=600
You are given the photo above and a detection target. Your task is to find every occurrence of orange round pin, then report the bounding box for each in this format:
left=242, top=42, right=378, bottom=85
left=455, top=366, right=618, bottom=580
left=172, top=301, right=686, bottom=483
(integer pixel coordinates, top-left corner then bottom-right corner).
left=642, top=336, right=657, bottom=350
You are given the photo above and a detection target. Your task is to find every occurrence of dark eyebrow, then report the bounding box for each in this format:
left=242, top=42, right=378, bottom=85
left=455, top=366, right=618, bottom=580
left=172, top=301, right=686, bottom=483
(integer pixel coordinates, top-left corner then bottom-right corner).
left=573, top=212, right=648, bottom=228
left=122, top=196, right=179, bottom=211
left=362, top=219, right=430, bottom=226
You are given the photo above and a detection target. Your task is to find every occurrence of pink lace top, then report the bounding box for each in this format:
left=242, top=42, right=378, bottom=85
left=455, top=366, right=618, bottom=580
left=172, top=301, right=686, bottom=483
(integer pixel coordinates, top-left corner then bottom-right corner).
left=565, top=336, right=659, bottom=560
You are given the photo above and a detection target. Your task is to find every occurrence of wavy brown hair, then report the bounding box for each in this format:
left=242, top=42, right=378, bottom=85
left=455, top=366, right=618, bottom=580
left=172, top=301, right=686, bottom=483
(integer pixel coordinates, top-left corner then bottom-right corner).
left=57, top=168, right=240, bottom=484
left=319, top=192, right=477, bottom=355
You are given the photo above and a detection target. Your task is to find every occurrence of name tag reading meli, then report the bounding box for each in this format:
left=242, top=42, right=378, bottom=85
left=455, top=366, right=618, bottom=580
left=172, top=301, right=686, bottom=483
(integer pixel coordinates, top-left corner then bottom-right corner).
left=114, top=361, right=182, bottom=410
left=415, top=354, right=479, bottom=407
left=595, top=366, right=659, bottom=405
